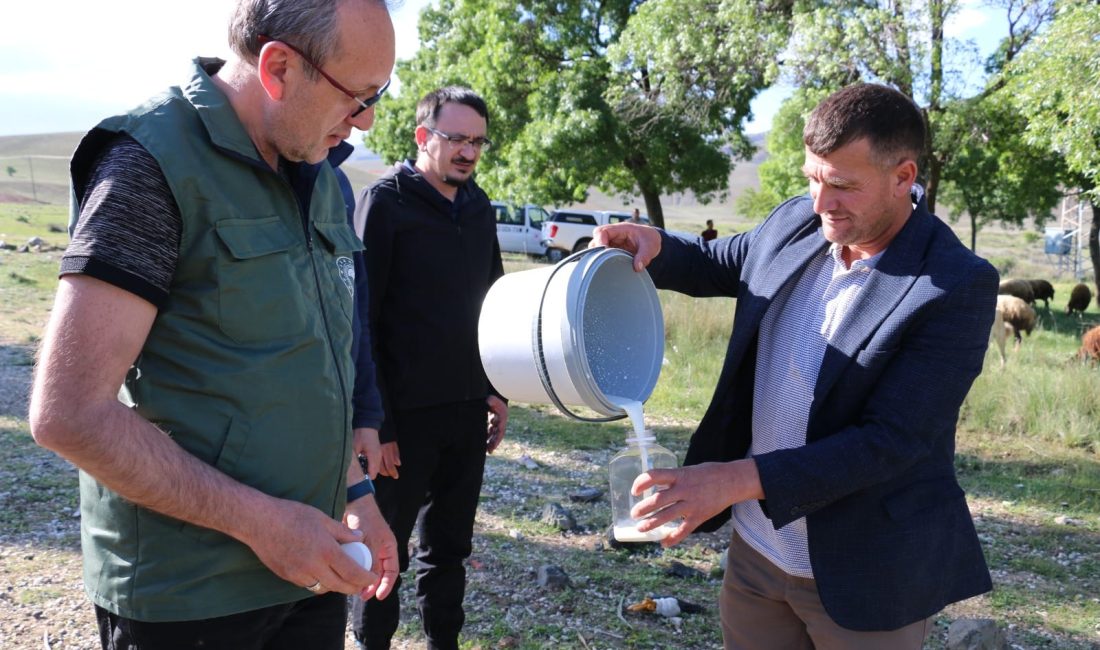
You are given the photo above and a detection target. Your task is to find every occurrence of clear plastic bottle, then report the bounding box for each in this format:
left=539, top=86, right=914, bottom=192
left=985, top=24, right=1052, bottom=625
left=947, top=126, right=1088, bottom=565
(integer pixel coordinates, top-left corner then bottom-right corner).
left=608, top=431, right=679, bottom=542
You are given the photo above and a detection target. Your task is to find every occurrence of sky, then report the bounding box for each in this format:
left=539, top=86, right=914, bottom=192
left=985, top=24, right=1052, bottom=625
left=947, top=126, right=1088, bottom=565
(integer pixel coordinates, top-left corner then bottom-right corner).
left=0, top=0, right=1005, bottom=140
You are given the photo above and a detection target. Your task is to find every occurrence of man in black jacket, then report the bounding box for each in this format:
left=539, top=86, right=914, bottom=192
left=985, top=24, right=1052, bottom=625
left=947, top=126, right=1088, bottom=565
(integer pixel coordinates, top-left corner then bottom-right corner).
left=350, top=86, right=508, bottom=650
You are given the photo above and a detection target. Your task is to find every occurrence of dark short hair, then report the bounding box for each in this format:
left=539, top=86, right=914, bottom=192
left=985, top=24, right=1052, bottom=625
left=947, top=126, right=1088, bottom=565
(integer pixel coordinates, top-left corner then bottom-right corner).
left=803, top=83, right=925, bottom=166
left=416, top=86, right=490, bottom=127
left=228, top=0, right=389, bottom=79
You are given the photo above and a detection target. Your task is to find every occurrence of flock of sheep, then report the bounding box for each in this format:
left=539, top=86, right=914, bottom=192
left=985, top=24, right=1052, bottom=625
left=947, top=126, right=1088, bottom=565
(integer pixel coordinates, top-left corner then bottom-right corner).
left=992, top=278, right=1100, bottom=365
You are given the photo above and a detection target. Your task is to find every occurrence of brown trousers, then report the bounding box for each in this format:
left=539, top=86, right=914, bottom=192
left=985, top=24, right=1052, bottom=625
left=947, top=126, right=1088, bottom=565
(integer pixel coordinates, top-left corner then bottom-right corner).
left=720, top=530, right=932, bottom=650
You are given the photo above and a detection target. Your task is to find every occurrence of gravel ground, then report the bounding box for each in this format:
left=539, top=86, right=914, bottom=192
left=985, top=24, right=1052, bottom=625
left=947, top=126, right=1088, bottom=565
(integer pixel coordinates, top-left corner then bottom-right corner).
left=2, top=340, right=1098, bottom=649
left=0, top=347, right=32, bottom=418
left=0, top=342, right=728, bottom=650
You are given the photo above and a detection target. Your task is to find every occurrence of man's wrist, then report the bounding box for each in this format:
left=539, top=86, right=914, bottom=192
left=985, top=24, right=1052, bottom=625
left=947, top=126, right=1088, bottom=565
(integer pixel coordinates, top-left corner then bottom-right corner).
left=347, top=476, right=375, bottom=503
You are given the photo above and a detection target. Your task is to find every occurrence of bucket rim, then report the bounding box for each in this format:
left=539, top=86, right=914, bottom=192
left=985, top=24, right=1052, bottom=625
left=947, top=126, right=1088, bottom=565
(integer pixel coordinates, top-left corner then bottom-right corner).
left=565, top=248, right=664, bottom=416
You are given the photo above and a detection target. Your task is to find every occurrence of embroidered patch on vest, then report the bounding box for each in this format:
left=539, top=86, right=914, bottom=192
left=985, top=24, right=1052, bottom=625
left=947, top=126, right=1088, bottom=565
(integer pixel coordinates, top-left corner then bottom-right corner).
left=336, top=256, right=355, bottom=297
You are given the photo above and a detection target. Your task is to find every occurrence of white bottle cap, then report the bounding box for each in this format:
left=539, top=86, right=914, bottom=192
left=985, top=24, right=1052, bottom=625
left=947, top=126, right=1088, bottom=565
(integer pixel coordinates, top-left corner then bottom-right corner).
left=341, top=541, right=373, bottom=571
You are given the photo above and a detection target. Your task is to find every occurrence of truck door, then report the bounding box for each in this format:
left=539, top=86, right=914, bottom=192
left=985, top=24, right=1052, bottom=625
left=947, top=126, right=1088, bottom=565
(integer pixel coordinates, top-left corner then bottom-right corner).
left=523, top=205, right=549, bottom=255
left=494, top=202, right=523, bottom=253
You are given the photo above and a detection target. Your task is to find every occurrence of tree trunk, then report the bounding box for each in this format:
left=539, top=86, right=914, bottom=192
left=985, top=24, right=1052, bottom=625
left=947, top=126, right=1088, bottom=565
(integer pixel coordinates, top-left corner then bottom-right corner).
left=623, top=151, right=665, bottom=230
left=970, top=211, right=978, bottom=252
left=926, top=155, right=942, bottom=215
left=640, top=186, right=665, bottom=231
left=924, top=0, right=945, bottom=214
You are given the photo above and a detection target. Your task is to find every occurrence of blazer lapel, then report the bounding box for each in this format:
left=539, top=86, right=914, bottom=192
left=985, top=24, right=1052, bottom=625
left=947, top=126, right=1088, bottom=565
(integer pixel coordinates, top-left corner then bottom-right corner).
left=811, top=204, right=935, bottom=419
left=734, top=220, right=828, bottom=348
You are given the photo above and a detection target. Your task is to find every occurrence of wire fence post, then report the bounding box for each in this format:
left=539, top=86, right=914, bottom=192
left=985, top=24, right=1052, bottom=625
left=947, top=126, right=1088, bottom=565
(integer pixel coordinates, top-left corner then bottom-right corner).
left=28, top=156, right=38, bottom=202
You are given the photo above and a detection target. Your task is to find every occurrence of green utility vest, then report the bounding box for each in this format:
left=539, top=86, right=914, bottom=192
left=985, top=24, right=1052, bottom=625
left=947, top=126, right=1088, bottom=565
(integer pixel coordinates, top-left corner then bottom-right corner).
left=68, top=59, right=364, bottom=621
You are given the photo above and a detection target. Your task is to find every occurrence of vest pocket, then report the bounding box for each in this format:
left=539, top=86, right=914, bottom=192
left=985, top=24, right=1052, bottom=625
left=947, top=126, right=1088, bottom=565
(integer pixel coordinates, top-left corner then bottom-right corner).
left=176, top=415, right=251, bottom=544
left=215, top=218, right=308, bottom=342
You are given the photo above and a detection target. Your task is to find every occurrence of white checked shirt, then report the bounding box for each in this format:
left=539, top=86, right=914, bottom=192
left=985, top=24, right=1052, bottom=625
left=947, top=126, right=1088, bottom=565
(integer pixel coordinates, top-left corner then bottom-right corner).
left=732, top=242, right=883, bottom=578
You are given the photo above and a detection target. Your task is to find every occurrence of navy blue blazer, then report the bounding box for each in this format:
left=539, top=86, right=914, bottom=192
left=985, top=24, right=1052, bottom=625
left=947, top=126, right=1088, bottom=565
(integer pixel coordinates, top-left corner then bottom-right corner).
left=648, top=194, right=996, bottom=631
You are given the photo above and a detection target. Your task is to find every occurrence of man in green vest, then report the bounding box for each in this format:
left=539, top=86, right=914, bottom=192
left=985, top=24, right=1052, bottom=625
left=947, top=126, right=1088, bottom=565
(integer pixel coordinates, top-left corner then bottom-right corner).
left=28, top=1, right=399, bottom=648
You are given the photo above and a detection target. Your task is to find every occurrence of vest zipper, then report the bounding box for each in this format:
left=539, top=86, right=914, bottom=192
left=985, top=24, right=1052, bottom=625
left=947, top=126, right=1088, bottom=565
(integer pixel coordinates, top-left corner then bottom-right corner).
left=285, top=180, right=350, bottom=515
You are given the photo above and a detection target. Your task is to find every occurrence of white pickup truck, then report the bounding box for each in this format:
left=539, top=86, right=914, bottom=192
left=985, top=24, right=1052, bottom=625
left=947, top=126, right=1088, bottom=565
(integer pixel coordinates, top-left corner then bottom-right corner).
left=540, top=209, right=649, bottom=262
left=492, top=201, right=551, bottom=258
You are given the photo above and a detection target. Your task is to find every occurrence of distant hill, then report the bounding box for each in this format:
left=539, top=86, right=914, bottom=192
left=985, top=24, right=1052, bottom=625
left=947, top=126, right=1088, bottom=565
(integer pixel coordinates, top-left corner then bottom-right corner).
left=0, top=132, right=83, bottom=204
left=0, top=130, right=768, bottom=230
left=0, top=132, right=83, bottom=159
left=554, top=132, right=768, bottom=233
left=0, top=132, right=1085, bottom=281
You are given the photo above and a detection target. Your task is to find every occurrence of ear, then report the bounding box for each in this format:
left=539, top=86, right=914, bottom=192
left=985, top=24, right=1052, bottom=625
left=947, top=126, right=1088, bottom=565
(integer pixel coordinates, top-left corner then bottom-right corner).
left=892, top=159, right=918, bottom=198
left=414, top=125, right=429, bottom=151
left=257, top=41, right=291, bottom=102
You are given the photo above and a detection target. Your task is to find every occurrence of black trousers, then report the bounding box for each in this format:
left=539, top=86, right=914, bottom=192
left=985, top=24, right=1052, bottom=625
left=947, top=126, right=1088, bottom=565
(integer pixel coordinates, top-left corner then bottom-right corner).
left=96, top=592, right=346, bottom=650
left=352, top=400, right=488, bottom=650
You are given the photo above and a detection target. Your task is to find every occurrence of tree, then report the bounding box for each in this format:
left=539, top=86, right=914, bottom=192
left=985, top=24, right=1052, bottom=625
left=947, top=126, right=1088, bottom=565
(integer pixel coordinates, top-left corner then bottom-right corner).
left=1004, top=0, right=1100, bottom=299
left=365, top=0, right=792, bottom=229
left=936, top=95, right=1066, bottom=251
left=5, top=165, right=15, bottom=178
left=780, top=0, right=1055, bottom=213
left=736, top=87, right=829, bottom=220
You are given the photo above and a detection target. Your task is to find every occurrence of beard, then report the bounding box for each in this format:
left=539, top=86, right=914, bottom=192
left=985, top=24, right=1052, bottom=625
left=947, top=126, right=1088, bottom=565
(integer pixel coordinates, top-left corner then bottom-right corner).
left=442, top=155, right=477, bottom=186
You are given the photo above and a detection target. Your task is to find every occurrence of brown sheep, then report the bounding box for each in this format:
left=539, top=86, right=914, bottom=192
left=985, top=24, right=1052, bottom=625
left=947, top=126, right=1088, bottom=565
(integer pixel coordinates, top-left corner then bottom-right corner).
left=1066, top=283, right=1092, bottom=316
left=1027, top=279, right=1055, bottom=309
left=996, top=295, right=1036, bottom=347
left=998, top=278, right=1034, bottom=304
left=1080, top=325, right=1100, bottom=363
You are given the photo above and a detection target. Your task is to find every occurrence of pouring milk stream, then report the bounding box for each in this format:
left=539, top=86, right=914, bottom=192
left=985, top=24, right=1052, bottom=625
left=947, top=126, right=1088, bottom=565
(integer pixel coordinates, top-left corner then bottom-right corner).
left=477, top=248, right=676, bottom=542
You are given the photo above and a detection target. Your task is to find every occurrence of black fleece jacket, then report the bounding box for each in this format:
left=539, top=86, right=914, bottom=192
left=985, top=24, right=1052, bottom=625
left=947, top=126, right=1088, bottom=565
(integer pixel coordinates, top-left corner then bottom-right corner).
left=355, top=161, right=504, bottom=443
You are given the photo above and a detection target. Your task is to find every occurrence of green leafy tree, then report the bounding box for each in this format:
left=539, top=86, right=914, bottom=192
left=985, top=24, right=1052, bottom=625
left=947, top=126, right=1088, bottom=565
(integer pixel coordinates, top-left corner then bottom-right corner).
left=736, top=87, right=829, bottom=219
left=937, top=95, right=1066, bottom=251
left=365, top=0, right=792, bottom=229
left=5, top=165, right=15, bottom=178
left=780, top=0, right=1055, bottom=213
left=1004, top=0, right=1100, bottom=298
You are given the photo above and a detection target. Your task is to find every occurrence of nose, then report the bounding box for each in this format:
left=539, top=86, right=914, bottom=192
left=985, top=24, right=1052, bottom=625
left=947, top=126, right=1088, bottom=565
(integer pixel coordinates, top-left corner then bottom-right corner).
left=811, top=182, right=834, bottom=215
left=348, top=105, right=376, bottom=131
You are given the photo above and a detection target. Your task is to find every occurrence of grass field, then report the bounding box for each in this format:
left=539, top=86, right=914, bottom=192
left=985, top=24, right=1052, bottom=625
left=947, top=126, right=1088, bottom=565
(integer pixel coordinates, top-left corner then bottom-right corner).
left=0, top=151, right=1098, bottom=648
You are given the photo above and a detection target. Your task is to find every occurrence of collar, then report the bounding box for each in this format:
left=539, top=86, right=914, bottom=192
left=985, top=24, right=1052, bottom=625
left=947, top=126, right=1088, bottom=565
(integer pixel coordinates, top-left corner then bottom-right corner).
left=180, top=57, right=265, bottom=164
left=327, top=141, right=354, bottom=169
left=399, top=159, right=471, bottom=205
left=827, top=243, right=883, bottom=272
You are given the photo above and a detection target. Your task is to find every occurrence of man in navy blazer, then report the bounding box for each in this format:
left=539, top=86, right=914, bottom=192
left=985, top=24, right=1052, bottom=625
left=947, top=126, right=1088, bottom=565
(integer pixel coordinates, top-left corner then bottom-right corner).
left=594, top=84, right=996, bottom=648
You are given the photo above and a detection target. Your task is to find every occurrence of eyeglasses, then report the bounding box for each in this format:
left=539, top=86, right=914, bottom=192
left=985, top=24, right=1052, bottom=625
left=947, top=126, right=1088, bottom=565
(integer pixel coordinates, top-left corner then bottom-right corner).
left=425, top=126, right=493, bottom=151
left=257, top=34, right=389, bottom=118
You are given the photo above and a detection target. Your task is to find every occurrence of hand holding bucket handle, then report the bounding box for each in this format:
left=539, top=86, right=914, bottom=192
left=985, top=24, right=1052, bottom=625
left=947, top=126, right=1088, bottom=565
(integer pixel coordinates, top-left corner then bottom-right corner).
left=591, top=223, right=663, bottom=272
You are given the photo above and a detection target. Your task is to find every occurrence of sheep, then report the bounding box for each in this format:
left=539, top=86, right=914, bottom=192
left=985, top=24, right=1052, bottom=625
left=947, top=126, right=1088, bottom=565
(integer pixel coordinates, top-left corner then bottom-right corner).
left=990, top=306, right=1009, bottom=367
left=1026, top=279, right=1055, bottom=309
left=1066, top=283, right=1092, bottom=316
left=1080, top=325, right=1100, bottom=363
left=998, top=278, right=1034, bottom=304
left=996, top=294, right=1036, bottom=348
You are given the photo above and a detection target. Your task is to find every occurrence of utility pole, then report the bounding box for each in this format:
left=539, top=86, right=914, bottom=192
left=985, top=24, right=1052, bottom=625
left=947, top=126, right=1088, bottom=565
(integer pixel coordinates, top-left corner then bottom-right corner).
left=27, top=156, right=37, bottom=202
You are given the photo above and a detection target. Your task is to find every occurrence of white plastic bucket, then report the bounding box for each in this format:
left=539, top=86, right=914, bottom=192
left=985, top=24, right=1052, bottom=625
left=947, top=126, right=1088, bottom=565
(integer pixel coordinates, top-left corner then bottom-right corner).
left=478, top=248, right=664, bottom=419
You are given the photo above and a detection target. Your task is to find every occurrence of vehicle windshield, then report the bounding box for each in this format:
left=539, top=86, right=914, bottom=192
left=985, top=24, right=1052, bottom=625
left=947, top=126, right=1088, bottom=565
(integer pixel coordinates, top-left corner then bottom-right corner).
left=494, top=204, right=521, bottom=225
left=528, top=207, right=547, bottom=229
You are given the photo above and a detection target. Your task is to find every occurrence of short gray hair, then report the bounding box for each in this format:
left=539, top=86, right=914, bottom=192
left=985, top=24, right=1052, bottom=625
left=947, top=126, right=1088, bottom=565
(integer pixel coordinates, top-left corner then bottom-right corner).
left=228, top=0, right=389, bottom=80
